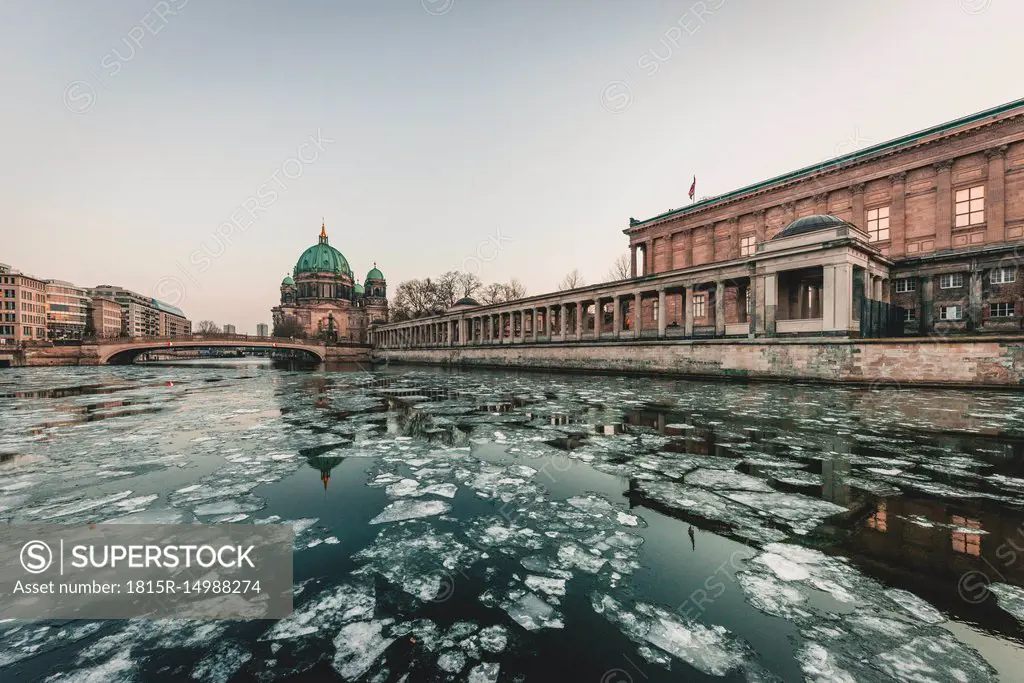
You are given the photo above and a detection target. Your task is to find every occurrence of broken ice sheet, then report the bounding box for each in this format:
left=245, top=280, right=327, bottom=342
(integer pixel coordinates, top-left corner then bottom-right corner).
left=875, top=634, right=996, bottom=682
left=592, top=594, right=749, bottom=676
left=332, top=619, right=395, bottom=680
left=504, top=590, right=564, bottom=631
left=261, top=580, right=375, bottom=641
left=369, top=498, right=451, bottom=525
left=987, top=583, right=1024, bottom=623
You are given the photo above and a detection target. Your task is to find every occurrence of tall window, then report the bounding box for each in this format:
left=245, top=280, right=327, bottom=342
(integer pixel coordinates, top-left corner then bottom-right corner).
left=939, top=273, right=964, bottom=289
left=866, top=206, right=890, bottom=242
left=955, top=186, right=985, bottom=227
left=991, top=267, right=1016, bottom=284
left=951, top=515, right=982, bottom=556
left=740, top=235, right=756, bottom=257
left=693, top=294, right=706, bottom=318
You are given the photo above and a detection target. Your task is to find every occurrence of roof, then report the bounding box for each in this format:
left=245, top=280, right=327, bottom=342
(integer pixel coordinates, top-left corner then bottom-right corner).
left=366, top=266, right=385, bottom=281
left=151, top=298, right=186, bottom=317
left=628, top=97, right=1024, bottom=231
left=773, top=214, right=854, bottom=240
left=450, top=296, right=481, bottom=309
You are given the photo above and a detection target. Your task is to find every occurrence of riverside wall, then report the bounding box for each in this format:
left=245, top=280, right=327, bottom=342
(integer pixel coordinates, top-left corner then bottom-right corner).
left=374, top=336, right=1024, bottom=388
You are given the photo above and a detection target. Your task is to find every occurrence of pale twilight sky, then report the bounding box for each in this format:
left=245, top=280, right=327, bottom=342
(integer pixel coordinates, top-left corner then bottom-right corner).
left=0, top=0, right=1020, bottom=333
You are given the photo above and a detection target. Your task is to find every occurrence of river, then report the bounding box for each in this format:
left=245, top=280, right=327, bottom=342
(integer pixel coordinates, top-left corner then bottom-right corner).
left=1, top=359, right=1023, bottom=682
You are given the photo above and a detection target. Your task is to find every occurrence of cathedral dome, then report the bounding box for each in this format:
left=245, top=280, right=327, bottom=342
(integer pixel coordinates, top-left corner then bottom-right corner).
left=366, top=266, right=385, bottom=281
left=281, top=275, right=294, bottom=286
left=294, top=223, right=352, bottom=276
left=354, top=282, right=364, bottom=295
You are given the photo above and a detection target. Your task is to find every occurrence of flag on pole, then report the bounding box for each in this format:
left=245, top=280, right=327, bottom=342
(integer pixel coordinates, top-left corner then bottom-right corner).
left=688, top=176, right=696, bottom=201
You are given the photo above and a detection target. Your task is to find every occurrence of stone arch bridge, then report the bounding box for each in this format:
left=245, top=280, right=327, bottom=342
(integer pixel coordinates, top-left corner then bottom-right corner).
left=98, top=335, right=327, bottom=364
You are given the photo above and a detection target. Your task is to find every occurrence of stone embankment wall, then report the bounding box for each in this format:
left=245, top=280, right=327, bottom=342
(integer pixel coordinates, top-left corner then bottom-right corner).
left=22, top=345, right=100, bottom=366
left=375, top=337, right=1024, bottom=388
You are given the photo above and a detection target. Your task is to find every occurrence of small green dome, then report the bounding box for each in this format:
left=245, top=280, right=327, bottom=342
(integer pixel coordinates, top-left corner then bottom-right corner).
left=354, top=282, right=364, bottom=295
left=366, top=266, right=384, bottom=281
left=295, top=242, right=351, bottom=276
left=281, top=275, right=294, bottom=286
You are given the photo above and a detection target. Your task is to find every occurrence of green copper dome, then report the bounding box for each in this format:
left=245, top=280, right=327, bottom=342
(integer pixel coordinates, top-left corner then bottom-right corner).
left=354, top=282, right=364, bottom=295
left=366, top=266, right=384, bottom=281
left=294, top=224, right=352, bottom=276
left=281, top=275, right=294, bottom=286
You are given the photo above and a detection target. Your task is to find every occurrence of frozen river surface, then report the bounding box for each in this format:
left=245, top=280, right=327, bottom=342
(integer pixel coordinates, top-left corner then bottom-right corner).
left=2, top=361, right=1024, bottom=682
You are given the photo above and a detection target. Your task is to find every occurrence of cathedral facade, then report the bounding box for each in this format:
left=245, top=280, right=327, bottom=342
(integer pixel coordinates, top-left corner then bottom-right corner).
left=271, top=222, right=388, bottom=343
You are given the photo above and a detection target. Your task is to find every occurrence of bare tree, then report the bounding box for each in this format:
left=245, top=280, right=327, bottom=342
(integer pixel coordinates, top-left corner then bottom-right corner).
left=557, top=269, right=585, bottom=291
left=504, top=278, right=526, bottom=300
left=607, top=254, right=631, bottom=281
left=477, top=279, right=527, bottom=305
left=196, top=320, right=220, bottom=334
left=455, top=272, right=483, bottom=299
left=272, top=316, right=304, bottom=338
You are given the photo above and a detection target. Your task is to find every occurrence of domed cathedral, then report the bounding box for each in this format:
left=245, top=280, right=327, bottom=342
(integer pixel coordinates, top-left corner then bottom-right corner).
left=271, top=221, right=388, bottom=343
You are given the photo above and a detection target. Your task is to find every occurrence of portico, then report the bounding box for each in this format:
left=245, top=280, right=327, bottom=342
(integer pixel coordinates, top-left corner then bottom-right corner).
left=371, top=215, right=892, bottom=349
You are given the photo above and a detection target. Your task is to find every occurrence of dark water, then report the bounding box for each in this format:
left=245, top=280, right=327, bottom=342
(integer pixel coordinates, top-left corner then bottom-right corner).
left=1, top=360, right=1023, bottom=682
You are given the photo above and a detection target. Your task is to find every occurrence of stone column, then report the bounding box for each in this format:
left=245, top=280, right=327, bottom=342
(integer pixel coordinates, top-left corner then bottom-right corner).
left=658, top=289, right=667, bottom=337
left=612, top=295, right=621, bottom=338
left=763, top=273, right=778, bottom=336
left=986, top=146, right=1008, bottom=244
left=934, top=160, right=953, bottom=251
left=754, top=210, right=766, bottom=245
left=748, top=270, right=758, bottom=336
left=561, top=303, right=570, bottom=338
left=715, top=281, right=726, bottom=336
left=822, top=266, right=836, bottom=331
left=630, top=245, right=638, bottom=278
left=814, top=193, right=828, bottom=216
left=684, top=286, right=694, bottom=336
left=888, top=174, right=906, bottom=257
left=633, top=292, right=642, bottom=339
left=968, top=268, right=983, bottom=332
left=833, top=265, right=852, bottom=333
left=645, top=240, right=653, bottom=275
left=850, top=183, right=865, bottom=232
left=920, top=276, right=934, bottom=335
left=593, top=299, right=602, bottom=340
left=576, top=302, right=584, bottom=341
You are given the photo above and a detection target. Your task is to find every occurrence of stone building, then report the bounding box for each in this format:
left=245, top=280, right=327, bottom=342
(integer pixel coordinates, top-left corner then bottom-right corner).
left=624, top=97, right=1024, bottom=336
left=223, top=324, right=237, bottom=335
left=44, top=280, right=90, bottom=340
left=256, top=323, right=269, bottom=337
left=0, top=263, right=47, bottom=343
left=272, top=222, right=388, bottom=342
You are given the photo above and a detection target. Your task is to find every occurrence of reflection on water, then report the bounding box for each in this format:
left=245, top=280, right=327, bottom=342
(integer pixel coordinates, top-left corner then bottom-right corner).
left=2, top=364, right=1024, bottom=681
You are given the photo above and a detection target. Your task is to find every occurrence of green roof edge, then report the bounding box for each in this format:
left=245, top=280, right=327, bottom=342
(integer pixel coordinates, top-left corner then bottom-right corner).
left=629, top=97, right=1024, bottom=230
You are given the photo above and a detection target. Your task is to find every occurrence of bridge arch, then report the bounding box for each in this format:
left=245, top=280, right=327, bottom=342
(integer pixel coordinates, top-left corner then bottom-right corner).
left=97, top=337, right=327, bottom=365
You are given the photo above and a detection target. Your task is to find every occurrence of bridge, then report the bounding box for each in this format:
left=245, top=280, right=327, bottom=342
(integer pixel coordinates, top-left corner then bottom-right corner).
left=95, top=335, right=328, bottom=364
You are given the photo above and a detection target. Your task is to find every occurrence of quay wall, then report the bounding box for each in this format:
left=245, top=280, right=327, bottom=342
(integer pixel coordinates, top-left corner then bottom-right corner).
left=375, top=336, right=1024, bottom=388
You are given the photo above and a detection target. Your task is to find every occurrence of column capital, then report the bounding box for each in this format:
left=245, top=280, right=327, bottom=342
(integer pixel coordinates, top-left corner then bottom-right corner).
left=782, top=201, right=796, bottom=212
left=752, top=209, right=765, bottom=218
left=985, top=145, right=1009, bottom=161
left=888, top=172, right=906, bottom=185
left=725, top=216, right=739, bottom=225
left=932, top=159, right=954, bottom=172
left=812, top=192, right=828, bottom=204
left=851, top=182, right=866, bottom=194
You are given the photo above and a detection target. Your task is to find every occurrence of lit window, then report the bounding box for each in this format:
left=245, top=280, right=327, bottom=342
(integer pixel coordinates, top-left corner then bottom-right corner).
left=867, top=206, right=890, bottom=242
left=939, top=305, right=963, bottom=321
left=867, top=501, right=887, bottom=532
left=951, top=515, right=982, bottom=556
left=990, top=302, right=1014, bottom=318
left=954, top=186, right=985, bottom=228
left=895, top=278, right=916, bottom=293
left=740, top=235, right=756, bottom=257
left=990, top=267, right=1016, bottom=284
left=692, top=294, right=706, bottom=318
left=939, top=273, right=964, bottom=289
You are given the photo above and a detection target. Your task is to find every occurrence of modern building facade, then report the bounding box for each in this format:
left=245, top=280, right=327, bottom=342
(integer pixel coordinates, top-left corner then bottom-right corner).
left=272, top=222, right=388, bottom=342
left=223, top=324, right=237, bottom=335
left=44, top=280, right=89, bottom=340
left=256, top=323, right=269, bottom=337
left=89, top=286, right=190, bottom=338
left=373, top=98, right=1024, bottom=348
left=0, top=263, right=47, bottom=344
left=89, top=296, right=123, bottom=338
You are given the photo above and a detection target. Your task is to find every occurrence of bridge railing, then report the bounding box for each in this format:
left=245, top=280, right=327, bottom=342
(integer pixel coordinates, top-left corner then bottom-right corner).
left=95, top=334, right=324, bottom=346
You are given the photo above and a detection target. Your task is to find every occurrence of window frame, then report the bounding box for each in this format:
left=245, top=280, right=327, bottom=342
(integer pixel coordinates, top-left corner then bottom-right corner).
left=866, top=205, right=891, bottom=243
left=939, top=273, right=964, bottom=289
left=739, top=234, right=756, bottom=257
left=692, top=294, right=706, bottom=318
left=954, top=185, right=985, bottom=228
left=939, top=305, right=963, bottom=321
left=990, top=267, right=1017, bottom=284
left=895, top=278, right=916, bottom=293
left=989, top=302, right=1015, bottom=318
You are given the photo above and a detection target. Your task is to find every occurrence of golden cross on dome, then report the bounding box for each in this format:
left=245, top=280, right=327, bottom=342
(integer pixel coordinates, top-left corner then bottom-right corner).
left=320, top=218, right=327, bottom=240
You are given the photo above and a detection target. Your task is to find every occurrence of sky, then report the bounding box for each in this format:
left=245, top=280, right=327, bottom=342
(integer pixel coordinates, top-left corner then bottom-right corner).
left=1, top=0, right=1021, bottom=333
